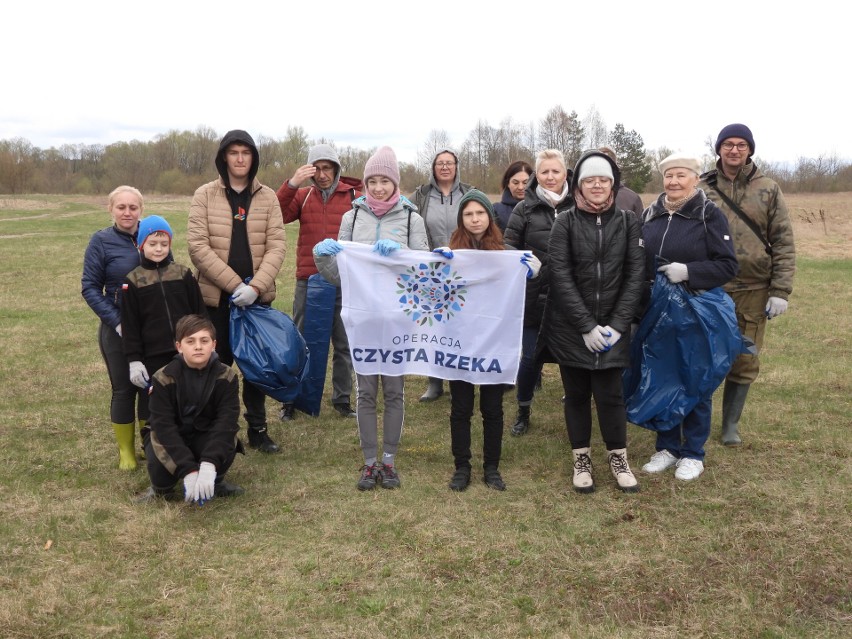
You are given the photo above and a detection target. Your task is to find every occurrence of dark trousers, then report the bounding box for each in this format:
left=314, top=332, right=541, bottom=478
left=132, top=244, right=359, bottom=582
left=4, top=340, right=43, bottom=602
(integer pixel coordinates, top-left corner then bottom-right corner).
left=655, top=395, right=712, bottom=461
left=560, top=366, right=627, bottom=450
left=449, top=381, right=504, bottom=470
left=207, top=301, right=267, bottom=429
left=143, top=431, right=237, bottom=493
left=98, top=322, right=146, bottom=424
left=515, top=327, right=542, bottom=405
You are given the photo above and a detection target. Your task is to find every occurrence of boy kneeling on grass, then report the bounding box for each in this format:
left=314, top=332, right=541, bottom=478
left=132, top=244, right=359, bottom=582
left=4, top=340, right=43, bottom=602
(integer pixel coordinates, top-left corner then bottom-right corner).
left=136, top=314, right=244, bottom=504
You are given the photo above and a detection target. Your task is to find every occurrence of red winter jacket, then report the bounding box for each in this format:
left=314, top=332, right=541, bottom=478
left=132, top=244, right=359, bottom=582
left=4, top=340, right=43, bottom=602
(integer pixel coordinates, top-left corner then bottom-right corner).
left=277, top=176, right=362, bottom=279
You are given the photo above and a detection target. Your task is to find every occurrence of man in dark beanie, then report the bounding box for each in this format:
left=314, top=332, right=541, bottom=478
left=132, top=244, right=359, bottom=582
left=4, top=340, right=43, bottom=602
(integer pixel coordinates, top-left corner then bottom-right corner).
left=699, top=124, right=796, bottom=447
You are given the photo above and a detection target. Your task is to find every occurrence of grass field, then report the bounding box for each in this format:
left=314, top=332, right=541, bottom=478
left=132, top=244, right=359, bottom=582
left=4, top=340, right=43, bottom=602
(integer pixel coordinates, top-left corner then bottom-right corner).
left=0, top=193, right=850, bottom=638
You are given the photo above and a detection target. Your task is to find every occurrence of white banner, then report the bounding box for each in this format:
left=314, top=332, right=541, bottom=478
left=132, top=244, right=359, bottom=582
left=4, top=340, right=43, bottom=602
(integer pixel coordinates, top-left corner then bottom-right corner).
left=337, top=242, right=527, bottom=384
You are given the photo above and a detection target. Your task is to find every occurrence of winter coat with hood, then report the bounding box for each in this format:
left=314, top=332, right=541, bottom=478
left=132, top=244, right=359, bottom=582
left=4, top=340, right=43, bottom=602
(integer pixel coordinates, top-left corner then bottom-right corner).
left=699, top=159, right=795, bottom=300
left=538, top=151, right=645, bottom=370
left=187, top=130, right=286, bottom=307
left=278, top=170, right=362, bottom=281
left=410, top=148, right=473, bottom=248
left=503, top=170, right=575, bottom=329
left=313, top=195, right=429, bottom=286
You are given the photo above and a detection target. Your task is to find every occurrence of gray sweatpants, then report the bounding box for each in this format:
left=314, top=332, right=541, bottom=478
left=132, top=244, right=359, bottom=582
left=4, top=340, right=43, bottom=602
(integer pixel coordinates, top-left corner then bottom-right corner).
left=355, top=374, right=405, bottom=462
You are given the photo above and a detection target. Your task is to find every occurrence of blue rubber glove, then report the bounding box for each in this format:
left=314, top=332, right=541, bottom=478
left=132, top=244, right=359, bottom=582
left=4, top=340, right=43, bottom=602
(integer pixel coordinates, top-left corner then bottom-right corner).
left=432, top=247, right=454, bottom=259
left=520, top=252, right=541, bottom=279
left=313, top=239, right=343, bottom=256
left=373, top=239, right=401, bottom=256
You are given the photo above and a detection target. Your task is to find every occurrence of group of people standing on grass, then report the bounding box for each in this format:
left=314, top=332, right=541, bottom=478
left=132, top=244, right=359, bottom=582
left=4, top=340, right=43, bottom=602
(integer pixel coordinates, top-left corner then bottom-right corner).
left=81, top=122, right=795, bottom=503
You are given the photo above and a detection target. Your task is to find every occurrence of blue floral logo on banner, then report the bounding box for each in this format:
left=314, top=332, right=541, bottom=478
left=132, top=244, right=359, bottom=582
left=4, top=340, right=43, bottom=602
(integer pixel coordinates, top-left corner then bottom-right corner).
left=396, top=261, right=468, bottom=326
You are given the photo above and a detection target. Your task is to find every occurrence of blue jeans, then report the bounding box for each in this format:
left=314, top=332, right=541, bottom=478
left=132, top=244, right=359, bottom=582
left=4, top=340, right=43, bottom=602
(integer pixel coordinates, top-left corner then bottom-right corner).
left=655, top=395, right=712, bottom=461
left=515, top=328, right=541, bottom=405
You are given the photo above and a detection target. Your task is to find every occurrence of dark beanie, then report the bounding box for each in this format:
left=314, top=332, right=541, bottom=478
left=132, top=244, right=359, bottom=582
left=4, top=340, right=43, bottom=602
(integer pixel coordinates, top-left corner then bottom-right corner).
left=715, top=123, right=755, bottom=156
left=456, top=189, right=494, bottom=228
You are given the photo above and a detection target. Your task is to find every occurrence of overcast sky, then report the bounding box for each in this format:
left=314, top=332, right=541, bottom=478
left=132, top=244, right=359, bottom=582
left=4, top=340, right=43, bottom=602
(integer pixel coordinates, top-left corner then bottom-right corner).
left=2, top=1, right=841, bottom=169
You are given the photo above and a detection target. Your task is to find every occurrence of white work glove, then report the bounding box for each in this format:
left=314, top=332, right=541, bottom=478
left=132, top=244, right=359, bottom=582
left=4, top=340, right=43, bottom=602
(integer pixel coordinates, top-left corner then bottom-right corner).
left=582, top=325, right=610, bottom=353
left=432, top=246, right=454, bottom=259
left=520, top=252, right=541, bottom=279
left=115, top=324, right=122, bottom=337
left=194, top=461, right=217, bottom=504
left=765, top=296, right=788, bottom=319
left=602, top=326, right=622, bottom=350
left=129, top=361, right=150, bottom=388
left=231, top=282, right=259, bottom=307
left=183, top=472, right=198, bottom=503
left=657, top=262, right=689, bottom=283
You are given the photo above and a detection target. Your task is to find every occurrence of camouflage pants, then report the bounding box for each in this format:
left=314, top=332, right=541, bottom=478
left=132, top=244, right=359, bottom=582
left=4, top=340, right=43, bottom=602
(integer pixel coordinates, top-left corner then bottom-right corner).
left=727, top=288, right=770, bottom=384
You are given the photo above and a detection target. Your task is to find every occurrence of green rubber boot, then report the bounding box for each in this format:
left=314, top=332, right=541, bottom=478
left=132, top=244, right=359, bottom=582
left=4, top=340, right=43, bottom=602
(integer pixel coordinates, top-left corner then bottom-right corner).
left=721, top=381, right=750, bottom=446
left=112, top=422, right=138, bottom=470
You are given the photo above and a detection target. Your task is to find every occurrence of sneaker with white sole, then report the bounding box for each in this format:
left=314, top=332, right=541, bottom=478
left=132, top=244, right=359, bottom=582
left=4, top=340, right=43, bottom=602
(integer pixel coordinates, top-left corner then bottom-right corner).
left=642, top=449, right=678, bottom=473
left=675, top=458, right=704, bottom=481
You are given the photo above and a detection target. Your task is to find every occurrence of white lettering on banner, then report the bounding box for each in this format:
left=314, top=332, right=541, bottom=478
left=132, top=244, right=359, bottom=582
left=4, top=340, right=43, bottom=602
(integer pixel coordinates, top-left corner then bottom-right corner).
left=336, top=242, right=527, bottom=384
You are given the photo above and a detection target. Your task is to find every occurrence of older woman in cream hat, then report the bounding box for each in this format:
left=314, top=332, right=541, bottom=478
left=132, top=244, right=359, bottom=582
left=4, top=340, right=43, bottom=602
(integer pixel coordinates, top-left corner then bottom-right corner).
left=638, top=153, right=738, bottom=482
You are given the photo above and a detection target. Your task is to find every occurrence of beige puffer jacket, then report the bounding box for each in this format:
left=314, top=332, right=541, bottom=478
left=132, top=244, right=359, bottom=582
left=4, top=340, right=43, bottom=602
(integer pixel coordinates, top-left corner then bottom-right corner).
left=188, top=177, right=286, bottom=307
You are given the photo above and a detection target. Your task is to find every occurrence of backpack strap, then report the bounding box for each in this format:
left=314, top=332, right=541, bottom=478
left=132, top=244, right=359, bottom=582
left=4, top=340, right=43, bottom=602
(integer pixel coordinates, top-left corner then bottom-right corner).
left=704, top=170, right=771, bottom=255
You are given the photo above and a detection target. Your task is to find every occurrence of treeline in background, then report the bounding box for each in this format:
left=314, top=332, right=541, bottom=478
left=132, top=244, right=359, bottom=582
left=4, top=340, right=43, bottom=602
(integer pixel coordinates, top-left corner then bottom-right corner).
left=1, top=105, right=849, bottom=196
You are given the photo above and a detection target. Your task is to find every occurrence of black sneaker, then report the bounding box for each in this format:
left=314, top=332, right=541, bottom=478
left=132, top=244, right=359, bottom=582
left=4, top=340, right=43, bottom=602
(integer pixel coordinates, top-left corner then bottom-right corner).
left=483, top=467, right=506, bottom=491
left=357, top=463, right=379, bottom=491
left=247, top=427, right=280, bottom=454
left=448, top=466, right=471, bottom=492
left=278, top=403, right=295, bottom=421
left=214, top=481, right=245, bottom=497
left=378, top=463, right=401, bottom=489
left=333, top=403, right=357, bottom=418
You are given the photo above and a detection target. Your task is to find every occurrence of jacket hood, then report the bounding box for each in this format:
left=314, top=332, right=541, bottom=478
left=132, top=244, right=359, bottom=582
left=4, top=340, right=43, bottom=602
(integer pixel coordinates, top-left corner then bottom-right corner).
left=570, top=150, right=621, bottom=195
left=215, top=129, right=259, bottom=189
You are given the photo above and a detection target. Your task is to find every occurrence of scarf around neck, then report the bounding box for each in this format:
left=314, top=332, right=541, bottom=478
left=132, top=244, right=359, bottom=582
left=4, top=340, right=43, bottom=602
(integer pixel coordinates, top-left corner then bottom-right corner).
left=536, top=181, right=570, bottom=208
left=574, top=189, right=615, bottom=214
left=366, top=187, right=400, bottom=218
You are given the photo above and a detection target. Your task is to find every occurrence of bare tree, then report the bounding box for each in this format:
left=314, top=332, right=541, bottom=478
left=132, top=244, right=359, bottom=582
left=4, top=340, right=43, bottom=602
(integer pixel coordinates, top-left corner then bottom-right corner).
left=417, top=129, right=452, bottom=174
left=583, top=105, right=608, bottom=150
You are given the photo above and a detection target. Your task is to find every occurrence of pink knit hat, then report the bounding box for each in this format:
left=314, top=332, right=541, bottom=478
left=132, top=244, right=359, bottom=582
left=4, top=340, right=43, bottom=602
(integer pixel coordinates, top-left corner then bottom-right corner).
left=364, top=146, right=400, bottom=187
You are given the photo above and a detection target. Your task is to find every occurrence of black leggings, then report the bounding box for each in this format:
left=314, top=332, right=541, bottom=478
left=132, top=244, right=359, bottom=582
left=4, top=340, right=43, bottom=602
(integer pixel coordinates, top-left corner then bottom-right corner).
left=560, top=366, right=627, bottom=450
left=98, top=322, right=146, bottom=424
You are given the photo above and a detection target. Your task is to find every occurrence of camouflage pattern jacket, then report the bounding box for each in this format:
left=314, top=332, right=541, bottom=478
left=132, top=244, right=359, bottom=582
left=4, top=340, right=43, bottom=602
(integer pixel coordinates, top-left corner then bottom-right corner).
left=700, top=160, right=795, bottom=300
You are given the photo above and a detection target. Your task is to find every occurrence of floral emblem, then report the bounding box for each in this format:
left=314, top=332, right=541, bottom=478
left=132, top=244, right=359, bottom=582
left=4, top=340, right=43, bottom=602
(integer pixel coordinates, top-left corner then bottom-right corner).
left=396, top=262, right=467, bottom=326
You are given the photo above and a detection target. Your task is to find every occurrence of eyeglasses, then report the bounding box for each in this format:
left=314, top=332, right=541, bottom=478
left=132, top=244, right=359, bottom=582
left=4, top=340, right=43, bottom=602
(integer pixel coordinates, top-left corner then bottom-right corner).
left=721, top=142, right=750, bottom=151
left=314, top=165, right=335, bottom=174
left=581, top=177, right=612, bottom=187
left=435, top=161, right=456, bottom=168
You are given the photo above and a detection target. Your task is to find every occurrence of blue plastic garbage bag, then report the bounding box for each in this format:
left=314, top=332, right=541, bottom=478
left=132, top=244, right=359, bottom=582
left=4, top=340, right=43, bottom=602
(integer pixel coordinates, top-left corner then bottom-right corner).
left=293, top=273, right=337, bottom=417
left=230, top=303, right=310, bottom=403
left=623, top=274, right=753, bottom=432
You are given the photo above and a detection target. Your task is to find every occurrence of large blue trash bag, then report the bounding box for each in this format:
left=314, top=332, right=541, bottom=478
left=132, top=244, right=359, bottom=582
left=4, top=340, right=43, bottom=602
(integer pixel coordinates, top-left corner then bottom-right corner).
left=623, top=274, right=754, bottom=432
left=230, top=303, right=310, bottom=403
left=293, top=273, right=337, bottom=417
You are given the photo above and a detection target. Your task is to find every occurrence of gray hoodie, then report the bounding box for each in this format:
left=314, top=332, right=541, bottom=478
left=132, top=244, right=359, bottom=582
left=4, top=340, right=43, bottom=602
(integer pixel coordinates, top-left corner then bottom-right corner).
left=410, top=148, right=473, bottom=248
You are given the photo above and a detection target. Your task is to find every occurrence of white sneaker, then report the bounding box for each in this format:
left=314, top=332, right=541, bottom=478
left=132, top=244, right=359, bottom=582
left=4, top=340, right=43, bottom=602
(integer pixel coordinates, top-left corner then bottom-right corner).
left=675, top=458, right=704, bottom=481
left=642, top=449, right=678, bottom=473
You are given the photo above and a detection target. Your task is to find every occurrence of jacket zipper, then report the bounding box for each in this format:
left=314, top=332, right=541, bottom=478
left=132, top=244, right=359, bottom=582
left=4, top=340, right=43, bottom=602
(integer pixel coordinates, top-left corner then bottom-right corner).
left=156, top=265, right=175, bottom=336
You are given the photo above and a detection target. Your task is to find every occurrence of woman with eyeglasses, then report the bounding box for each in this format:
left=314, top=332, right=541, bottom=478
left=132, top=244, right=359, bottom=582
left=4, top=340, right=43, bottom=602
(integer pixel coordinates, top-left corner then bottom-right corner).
left=536, top=151, right=645, bottom=493
left=503, top=149, right=573, bottom=437
left=410, top=148, right=474, bottom=403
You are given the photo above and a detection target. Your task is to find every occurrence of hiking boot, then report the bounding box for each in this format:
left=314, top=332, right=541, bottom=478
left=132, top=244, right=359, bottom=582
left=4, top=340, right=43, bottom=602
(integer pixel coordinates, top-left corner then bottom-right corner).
left=483, top=467, right=506, bottom=491
left=675, top=458, right=704, bottom=481
left=378, top=463, right=401, bottom=489
left=214, top=481, right=245, bottom=498
left=247, top=427, right=280, bottom=454
left=448, top=466, right=471, bottom=492
left=572, top=447, right=595, bottom=494
left=357, top=463, right=379, bottom=491
left=333, top=403, right=357, bottom=418
left=642, top=449, right=678, bottom=473
left=278, top=403, right=295, bottom=421
left=607, top=448, right=639, bottom=493
left=510, top=405, right=531, bottom=436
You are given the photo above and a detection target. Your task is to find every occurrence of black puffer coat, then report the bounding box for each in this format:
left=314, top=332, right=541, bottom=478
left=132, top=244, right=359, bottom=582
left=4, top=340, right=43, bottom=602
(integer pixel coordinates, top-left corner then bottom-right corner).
left=538, top=151, right=645, bottom=370
left=503, top=173, right=574, bottom=329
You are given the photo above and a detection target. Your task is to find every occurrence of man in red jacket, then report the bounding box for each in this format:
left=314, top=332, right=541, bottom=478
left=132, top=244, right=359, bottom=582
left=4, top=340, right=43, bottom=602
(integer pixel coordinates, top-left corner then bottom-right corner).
left=277, top=144, right=362, bottom=420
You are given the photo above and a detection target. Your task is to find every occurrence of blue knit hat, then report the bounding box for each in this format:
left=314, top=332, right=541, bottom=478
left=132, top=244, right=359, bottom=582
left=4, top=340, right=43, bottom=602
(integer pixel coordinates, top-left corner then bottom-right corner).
left=137, top=215, right=173, bottom=248
left=715, top=123, right=755, bottom=157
